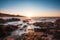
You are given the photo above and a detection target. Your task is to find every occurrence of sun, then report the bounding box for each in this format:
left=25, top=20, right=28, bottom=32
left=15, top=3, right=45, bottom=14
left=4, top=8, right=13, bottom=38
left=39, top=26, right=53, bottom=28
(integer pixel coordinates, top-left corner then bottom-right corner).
left=26, top=14, right=32, bottom=19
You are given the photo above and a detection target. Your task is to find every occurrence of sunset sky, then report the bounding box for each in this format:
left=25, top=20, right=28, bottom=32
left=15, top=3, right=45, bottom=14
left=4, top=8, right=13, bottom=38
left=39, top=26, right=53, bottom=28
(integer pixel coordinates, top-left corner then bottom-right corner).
left=0, top=0, right=60, bottom=17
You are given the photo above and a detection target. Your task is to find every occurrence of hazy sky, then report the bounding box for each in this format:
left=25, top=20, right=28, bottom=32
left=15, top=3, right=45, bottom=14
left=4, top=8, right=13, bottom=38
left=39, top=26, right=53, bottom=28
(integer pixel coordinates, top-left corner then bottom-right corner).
left=0, top=0, right=60, bottom=17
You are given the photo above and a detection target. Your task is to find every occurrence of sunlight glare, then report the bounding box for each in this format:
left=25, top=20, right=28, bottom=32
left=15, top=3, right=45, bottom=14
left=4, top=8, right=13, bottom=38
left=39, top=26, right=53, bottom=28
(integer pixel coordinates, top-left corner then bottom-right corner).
left=26, top=14, right=32, bottom=19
